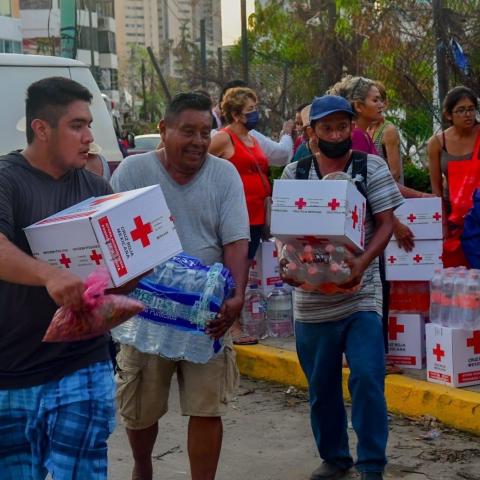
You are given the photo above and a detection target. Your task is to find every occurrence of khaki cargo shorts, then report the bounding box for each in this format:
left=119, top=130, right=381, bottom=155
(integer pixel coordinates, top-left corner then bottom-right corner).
left=115, top=342, right=239, bottom=430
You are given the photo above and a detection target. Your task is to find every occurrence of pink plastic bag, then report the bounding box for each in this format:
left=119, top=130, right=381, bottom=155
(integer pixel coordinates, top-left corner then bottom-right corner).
left=43, top=269, right=144, bottom=342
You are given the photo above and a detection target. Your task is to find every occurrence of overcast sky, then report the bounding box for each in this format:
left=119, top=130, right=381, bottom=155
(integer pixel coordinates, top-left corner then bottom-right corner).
left=221, top=0, right=255, bottom=45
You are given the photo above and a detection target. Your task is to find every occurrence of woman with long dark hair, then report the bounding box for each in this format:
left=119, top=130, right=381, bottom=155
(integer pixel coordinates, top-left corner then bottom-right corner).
left=428, top=85, right=480, bottom=267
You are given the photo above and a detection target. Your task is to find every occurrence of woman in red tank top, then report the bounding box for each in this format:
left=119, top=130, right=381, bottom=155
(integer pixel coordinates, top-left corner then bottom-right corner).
left=209, top=87, right=271, bottom=344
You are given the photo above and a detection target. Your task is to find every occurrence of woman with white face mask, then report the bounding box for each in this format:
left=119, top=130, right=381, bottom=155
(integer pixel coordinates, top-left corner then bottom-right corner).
left=209, top=87, right=270, bottom=345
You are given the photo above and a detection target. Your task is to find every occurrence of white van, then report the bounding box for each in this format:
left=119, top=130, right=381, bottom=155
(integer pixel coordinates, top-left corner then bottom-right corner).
left=0, top=54, right=123, bottom=166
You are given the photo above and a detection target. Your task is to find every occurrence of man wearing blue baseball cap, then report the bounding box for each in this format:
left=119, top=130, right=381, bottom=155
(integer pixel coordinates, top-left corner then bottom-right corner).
left=279, top=95, right=404, bottom=480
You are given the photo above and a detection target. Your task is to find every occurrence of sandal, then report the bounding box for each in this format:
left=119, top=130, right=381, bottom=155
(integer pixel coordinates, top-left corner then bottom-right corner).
left=385, top=361, right=403, bottom=375
left=232, top=332, right=258, bottom=345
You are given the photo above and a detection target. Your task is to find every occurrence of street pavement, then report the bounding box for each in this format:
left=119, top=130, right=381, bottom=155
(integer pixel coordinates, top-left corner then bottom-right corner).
left=108, top=377, right=480, bottom=480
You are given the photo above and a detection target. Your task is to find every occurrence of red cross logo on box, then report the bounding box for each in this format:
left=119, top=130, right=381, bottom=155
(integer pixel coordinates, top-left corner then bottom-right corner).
left=413, top=254, right=423, bottom=264
left=295, top=198, right=307, bottom=210
left=130, top=216, right=153, bottom=247
left=467, top=331, right=480, bottom=355
left=272, top=249, right=278, bottom=258
left=351, top=205, right=359, bottom=229
left=388, top=255, right=397, bottom=264
left=388, top=316, right=405, bottom=340
left=59, top=253, right=72, bottom=269
left=433, top=343, right=445, bottom=362
left=90, top=249, right=103, bottom=265
left=407, top=213, right=417, bottom=223
left=328, top=198, right=340, bottom=211
left=433, top=212, right=442, bottom=221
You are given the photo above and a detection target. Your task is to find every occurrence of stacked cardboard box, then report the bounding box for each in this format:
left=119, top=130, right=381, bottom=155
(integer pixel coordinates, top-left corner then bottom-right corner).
left=386, top=198, right=443, bottom=281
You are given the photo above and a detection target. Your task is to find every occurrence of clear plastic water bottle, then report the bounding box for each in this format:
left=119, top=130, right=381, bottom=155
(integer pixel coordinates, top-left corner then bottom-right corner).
left=242, top=284, right=267, bottom=338
left=112, top=260, right=232, bottom=363
left=460, top=270, right=480, bottom=329
left=430, top=269, right=443, bottom=325
left=440, top=270, right=455, bottom=327
left=449, top=270, right=467, bottom=328
left=267, top=282, right=293, bottom=338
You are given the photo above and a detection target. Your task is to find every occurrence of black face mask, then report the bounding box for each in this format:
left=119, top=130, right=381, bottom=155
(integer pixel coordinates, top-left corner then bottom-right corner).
left=317, top=137, right=352, bottom=158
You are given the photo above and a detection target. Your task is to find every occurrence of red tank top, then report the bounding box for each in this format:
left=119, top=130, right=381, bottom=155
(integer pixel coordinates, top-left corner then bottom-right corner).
left=222, top=128, right=271, bottom=225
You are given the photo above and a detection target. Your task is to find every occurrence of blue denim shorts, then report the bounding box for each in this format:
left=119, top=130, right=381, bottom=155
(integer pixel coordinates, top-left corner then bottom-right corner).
left=0, top=361, right=115, bottom=480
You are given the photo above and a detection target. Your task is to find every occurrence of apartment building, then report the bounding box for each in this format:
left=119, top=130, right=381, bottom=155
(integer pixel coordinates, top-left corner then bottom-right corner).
left=19, top=0, right=119, bottom=101
left=0, top=0, right=23, bottom=53
left=115, top=0, right=222, bottom=79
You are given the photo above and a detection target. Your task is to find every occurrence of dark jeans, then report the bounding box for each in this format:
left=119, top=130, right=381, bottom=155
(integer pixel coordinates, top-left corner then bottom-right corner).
left=295, top=312, right=388, bottom=473
left=248, top=225, right=263, bottom=260
left=379, top=255, right=390, bottom=353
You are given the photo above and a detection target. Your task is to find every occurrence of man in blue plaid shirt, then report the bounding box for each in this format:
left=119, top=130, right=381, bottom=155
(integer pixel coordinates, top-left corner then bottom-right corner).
left=0, top=77, right=116, bottom=479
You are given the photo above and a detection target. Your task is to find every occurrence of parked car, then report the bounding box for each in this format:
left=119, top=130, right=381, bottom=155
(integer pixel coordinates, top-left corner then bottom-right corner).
left=0, top=53, right=123, bottom=173
left=127, top=134, right=161, bottom=156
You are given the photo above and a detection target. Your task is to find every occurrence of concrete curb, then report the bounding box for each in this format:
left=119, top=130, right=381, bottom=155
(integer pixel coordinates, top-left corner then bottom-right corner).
left=234, top=344, right=480, bottom=436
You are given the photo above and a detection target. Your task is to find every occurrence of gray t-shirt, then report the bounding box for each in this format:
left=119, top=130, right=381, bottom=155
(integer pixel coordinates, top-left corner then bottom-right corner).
left=111, top=150, right=250, bottom=265
left=281, top=154, right=404, bottom=323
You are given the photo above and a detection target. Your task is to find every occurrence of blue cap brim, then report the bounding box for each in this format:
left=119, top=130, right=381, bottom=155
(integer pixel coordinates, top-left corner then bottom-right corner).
left=310, top=108, right=355, bottom=122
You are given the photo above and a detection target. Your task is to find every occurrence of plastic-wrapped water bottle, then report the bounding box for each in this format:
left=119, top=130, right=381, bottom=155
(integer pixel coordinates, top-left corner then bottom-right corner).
left=267, top=282, right=293, bottom=337
left=429, top=269, right=443, bottom=325
left=112, top=256, right=234, bottom=363
left=242, top=284, right=267, bottom=338
left=460, top=270, right=480, bottom=329
left=449, top=270, right=467, bottom=328
left=440, top=271, right=455, bottom=327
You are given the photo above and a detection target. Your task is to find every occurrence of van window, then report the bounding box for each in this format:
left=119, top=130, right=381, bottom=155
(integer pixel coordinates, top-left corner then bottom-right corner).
left=0, top=65, right=70, bottom=154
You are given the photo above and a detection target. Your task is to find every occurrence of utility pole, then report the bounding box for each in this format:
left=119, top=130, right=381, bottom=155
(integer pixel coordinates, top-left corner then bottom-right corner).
left=281, top=63, right=289, bottom=118
left=217, top=46, right=224, bottom=88
left=141, top=60, right=147, bottom=121
left=241, top=0, right=248, bottom=84
left=60, top=0, right=77, bottom=58
left=200, top=19, right=207, bottom=88
left=88, top=0, right=96, bottom=77
left=147, top=46, right=172, bottom=102
left=433, top=0, right=449, bottom=115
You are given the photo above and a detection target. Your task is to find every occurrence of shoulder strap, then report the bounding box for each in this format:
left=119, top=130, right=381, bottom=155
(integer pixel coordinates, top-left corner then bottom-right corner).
left=295, top=154, right=314, bottom=179
left=350, top=150, right=374, bottom=220
left=351, top=150, right=368, bottom=193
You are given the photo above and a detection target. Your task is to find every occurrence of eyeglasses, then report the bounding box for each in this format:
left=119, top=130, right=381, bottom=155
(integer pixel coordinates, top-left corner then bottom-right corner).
left=452, top=106, right=477, bottom=116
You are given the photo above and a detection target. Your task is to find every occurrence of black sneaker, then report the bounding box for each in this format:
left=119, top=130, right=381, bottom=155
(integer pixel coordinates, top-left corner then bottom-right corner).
left=360, top=473, right=383, bottom=480
left=310, top=462, right=350, bottom=480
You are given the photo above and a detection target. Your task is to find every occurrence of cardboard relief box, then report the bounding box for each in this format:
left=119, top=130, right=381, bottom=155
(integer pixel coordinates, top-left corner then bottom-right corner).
left=385, top=240, right=443, bottom=281
left=387, top=314, right=426, bottom=369
left=386, top=197, right=443, bottom=281
left=426, top=323, right=480, bottom=388
left=271, top=179, right=366, bottom=253
left=394, top=198, right=443, bottom=240
left=24, top=185, right=183, bottom=287
left=248, top=241, right=285, bottom=295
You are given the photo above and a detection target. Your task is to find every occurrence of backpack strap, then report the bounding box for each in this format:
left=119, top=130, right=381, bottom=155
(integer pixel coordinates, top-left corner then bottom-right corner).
left=351, top=151, right=368, bottom=196
left=350, top=150, right=374, bottom=219
left=295, top=154, right=314, bottom=179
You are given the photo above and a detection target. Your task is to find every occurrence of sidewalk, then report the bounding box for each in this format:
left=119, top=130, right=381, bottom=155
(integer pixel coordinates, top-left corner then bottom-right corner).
left=234, top=337, right=480, bottom=435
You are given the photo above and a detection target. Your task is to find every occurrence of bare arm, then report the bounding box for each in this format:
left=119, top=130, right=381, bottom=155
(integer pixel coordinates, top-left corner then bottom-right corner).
left=341, top=208, right=395, bottom=288
left=0, top=233, right=85, bottom=308
left=427, top=134, right=444, bottom=198
left=206, top=239, right=249, bottom=339
left=383, top=124, right=402, bottom=182
left=208, top=131, right=232, bottom=159
left=427, top=134, right=448, bottom=235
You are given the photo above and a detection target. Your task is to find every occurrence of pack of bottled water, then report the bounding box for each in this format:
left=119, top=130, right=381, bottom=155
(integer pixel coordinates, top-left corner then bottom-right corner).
left=111, top=254, right=234, bottom=363
left=430, top=267, right=480, bottom=329
left=279, top=242, right=359, bottom=294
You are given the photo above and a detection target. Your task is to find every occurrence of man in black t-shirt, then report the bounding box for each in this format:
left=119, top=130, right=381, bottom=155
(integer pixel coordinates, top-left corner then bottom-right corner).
left=0, top=77, right=115, bottom=479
